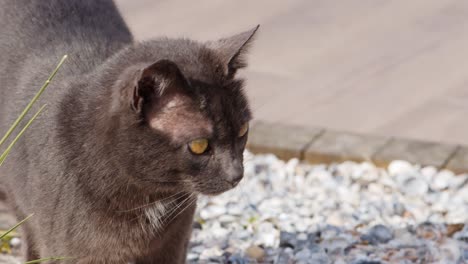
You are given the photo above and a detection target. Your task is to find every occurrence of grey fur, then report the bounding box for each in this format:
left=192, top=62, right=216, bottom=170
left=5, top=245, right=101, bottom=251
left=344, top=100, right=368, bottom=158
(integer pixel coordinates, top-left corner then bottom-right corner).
left=0, top=0, right=257, bottom=263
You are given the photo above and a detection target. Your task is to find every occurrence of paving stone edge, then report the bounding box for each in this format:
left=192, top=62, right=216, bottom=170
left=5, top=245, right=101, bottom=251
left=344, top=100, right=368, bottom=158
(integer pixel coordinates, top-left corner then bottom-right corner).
left=247, top=121, right=468, bottom=174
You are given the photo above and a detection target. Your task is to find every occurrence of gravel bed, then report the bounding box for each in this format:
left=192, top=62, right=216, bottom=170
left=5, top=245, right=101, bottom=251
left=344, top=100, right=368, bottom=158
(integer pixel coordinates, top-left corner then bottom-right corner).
left=189, top=152, right=468, bottom=264
left=2, top=152, right=468, bottom=263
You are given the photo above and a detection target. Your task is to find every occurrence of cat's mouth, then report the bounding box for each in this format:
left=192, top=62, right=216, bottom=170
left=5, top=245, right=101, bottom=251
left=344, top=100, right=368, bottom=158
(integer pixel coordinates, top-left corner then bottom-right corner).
left=194, top=179, right=240, bottom=196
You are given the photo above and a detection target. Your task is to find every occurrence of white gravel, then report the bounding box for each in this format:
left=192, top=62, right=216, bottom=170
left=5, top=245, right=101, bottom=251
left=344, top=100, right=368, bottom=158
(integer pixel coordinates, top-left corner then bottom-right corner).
left=190, top=152, right=468, bottom=263
left=3, top=152, right=468, bottom=263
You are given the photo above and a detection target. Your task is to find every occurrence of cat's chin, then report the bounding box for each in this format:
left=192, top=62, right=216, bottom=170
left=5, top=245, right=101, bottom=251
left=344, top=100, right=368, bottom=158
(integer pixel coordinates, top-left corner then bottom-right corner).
left=199, top=189, right=228, bottom=196
left=196, top=183, right=238, bottom=196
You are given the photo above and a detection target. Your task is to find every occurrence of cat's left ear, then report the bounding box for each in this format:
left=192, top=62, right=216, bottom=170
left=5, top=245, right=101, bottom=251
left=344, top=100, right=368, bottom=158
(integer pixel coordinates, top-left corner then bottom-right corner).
left=208, top=25, right=259, bottom=78
left=131, top=60, right=189, bottom=114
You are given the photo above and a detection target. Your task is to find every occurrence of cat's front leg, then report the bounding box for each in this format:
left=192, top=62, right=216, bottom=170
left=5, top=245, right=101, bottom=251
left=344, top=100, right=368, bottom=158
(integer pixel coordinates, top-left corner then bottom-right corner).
left=135, top=202, right=196, bottom=264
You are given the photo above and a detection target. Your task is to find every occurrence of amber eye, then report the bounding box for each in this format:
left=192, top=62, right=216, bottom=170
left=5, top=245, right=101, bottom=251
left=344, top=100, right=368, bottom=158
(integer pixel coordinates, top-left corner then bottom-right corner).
left=188, top=138, right=209, bottom=154
left=238, top=123, right=249, bottom=137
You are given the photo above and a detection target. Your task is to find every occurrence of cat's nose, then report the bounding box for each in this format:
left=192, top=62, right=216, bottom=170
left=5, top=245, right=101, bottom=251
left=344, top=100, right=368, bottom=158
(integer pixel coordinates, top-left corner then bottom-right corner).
left=227, top=171, right=243, bottom=186
left=225, top=160, right=244, bottom=186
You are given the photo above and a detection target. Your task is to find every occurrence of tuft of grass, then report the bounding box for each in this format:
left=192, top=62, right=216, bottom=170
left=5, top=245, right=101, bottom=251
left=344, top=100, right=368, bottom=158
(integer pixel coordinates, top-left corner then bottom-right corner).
left=0, top=55, right=67, bottom=165
left=0, top=55, right=69, bottom=263
left=0, top=105, right=47, bottom=166
left=0, top=214, right=34, bottom=241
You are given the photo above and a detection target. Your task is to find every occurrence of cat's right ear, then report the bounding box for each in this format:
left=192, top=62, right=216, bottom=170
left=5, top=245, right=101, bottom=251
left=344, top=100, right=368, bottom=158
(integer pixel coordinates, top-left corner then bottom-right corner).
left=208, top=25, right=259, bottom=78
left=131, top=60, right=188, bottom=114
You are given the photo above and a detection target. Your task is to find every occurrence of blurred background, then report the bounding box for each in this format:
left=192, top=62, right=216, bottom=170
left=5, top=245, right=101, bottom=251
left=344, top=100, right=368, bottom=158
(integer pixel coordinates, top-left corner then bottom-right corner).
left=115, top=0, right=468, bottom=145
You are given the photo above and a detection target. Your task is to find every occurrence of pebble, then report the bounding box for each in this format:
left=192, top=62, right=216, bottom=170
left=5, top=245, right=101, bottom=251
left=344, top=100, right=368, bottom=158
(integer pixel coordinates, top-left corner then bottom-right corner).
left=306, top=248, right=330, bottom=264
left=9, top=237, right=21, bottom=248
left=400, top=177, right=428, bottom=196
left=279, top=231, right=298, bottom=249
left=186, top=252, right=199, bottom=261
left=431, top=170, right=453, bottom=190
left=275, top=247, right=294, bottom=264
left=326, top=211, right=344, bottom=226
left=361, top=225, right=394, bottom=244
left=421, top=166, right=437, bottom=182
left=245, top=245, right=265, bottom=261
left=454, top=225, right=468, bottom=243
left=388, top=160, right=415, bottom=175
left=322, top=237, right=350, bottom=254
left=294, top=248, right=312, bottom=263
left=200, top=205, right=226, bottom=220
left=199, top=247, right=224, bottom=260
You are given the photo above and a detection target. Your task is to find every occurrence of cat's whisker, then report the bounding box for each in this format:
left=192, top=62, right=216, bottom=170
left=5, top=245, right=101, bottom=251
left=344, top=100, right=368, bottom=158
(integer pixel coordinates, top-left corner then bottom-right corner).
left=165, top=193, right=193, bottom=218
left=163, top=194, right=197, bottom=227
left=144, top=192, right=192, bottom=235
left=162, top=193, right=195, bottom=226
left=155, top=193, right=190, bottom=223
left=136, top=192, right=192, bottom=233
left=117, top=191, right=187, bottom=213
left=157, top=190, right=189, bottom=203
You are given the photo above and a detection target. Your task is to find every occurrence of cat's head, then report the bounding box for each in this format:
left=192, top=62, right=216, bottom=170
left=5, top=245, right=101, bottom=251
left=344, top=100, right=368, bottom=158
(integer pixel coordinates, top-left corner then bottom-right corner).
left=107, top=26, right=258, bottom=196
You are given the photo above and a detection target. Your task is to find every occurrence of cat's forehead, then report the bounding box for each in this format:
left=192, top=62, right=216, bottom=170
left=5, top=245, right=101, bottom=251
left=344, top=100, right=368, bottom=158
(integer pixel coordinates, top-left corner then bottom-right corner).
left=147, top=87, right=249, bottom=144
left=148, top=93, right=213, bottom=143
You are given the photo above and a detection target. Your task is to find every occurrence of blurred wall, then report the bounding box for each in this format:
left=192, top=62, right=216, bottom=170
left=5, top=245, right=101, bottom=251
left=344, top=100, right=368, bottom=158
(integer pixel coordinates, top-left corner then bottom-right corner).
left=115, top=0, right=468, bottom=145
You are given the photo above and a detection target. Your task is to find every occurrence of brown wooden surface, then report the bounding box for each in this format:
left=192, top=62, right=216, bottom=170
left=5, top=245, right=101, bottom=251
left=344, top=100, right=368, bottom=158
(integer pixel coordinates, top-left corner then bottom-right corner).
left=115, top=0, right=468, bottom=145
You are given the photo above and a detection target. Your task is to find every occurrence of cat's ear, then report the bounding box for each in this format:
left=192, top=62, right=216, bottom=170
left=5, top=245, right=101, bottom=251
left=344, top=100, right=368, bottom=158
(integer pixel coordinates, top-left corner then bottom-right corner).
left=131, top=59, right=188, bottom=114
left=208, top=25, right=259, bottom=78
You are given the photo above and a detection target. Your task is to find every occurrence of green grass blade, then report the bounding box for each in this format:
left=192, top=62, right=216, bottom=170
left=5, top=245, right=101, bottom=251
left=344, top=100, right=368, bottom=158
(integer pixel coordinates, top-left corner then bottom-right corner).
left=0, top=105, right=47, bottom=165
left=0, top=54, right=67, bottom=148
left=25, top=257, right=73, bottom=264
left=0, top=214, right=33, bottom=240
left=0, top=230, right=18, bottom=239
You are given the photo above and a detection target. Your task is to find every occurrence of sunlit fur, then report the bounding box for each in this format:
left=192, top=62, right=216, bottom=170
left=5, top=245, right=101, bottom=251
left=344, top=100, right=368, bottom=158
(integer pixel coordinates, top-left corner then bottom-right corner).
left=0, top=0, right=257, bottom=263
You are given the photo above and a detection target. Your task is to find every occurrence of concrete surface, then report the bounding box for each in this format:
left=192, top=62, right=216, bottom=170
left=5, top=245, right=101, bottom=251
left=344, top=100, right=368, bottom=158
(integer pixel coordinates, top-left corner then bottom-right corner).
left=305, top=130, right=389, bottom=164
left=115, top=0, right=468, bottom=145
left=247, top=121, right=465, bottom=171
left=372, top=138, right=457, bottom=168
left=248, top=121, right=323, bottom=161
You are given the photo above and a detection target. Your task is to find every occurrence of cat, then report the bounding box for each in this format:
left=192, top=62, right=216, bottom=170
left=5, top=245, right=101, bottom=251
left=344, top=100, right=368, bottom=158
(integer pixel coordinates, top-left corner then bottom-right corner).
left=0, top=0, right=258, bottom=263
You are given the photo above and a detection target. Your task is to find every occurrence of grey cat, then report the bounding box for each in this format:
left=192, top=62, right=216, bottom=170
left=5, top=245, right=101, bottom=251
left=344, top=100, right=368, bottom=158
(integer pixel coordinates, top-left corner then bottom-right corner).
left=0, top=0, right=257, bottom=263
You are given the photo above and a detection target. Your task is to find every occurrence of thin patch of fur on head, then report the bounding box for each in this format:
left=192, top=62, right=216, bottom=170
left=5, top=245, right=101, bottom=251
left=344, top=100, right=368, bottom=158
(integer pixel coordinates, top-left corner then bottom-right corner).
left=147, top=94, right=213, bottom=143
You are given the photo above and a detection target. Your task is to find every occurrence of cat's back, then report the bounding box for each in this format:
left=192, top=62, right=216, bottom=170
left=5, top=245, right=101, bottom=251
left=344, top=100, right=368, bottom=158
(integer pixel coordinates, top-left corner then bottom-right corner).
left=0, top=0, right=134, bottom=208
left=0, top=0, right=133, bottom=129
left=0, top=0, right=132, bottom=53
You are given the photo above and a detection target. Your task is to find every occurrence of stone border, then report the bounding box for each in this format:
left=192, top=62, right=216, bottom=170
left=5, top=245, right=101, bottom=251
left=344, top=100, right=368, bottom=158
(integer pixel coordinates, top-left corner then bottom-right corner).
left=247, top=121, right=468, bottom=174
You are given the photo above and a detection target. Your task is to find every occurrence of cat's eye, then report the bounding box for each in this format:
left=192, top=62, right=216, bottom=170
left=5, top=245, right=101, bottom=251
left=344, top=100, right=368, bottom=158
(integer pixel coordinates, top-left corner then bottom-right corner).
left=238, top=123, right=249, bottom=137
left=188, top=138, right=209, bottom=155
